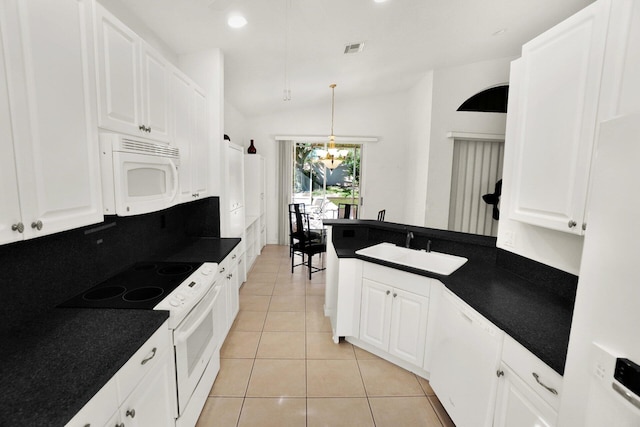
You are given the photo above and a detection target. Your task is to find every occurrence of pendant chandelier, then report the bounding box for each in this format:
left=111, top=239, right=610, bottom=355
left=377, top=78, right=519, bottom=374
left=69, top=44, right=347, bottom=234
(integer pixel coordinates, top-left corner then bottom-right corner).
left=318, top=84, right=348, bottom=170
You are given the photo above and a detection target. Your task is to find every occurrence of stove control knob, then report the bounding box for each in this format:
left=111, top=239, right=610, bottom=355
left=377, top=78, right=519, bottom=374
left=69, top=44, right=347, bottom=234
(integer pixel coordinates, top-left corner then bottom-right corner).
left=169, top=299, right=180, bottom=307
left=176, top=293, right=186, bottom=301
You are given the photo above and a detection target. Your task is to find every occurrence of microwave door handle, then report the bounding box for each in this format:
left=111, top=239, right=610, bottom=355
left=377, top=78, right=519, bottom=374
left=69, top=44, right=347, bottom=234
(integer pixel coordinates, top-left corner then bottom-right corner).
left=174, top=286, right=219, bottom=345
left=169, top=158, right=179, bottom=202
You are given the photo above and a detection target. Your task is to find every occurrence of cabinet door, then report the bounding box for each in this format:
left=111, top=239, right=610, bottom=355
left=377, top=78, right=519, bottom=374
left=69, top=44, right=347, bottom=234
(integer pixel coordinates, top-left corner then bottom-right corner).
left=227, top=143, right=244, bottom=210
left=140, top=42, right=170, bottom=142
left=192, top=87, right=209, bottom=198
left=226, top=254, right=240, bottom=331
left=5, top=0, right=102, bottom=239
left=119, top=348, right=177, bottom=427
left=171, top=69, right=194, bottom=201
left=0, top=24, right=23, bottom=245
left=359, top=279, right=392, bottom=351
left=494, top=364, right=557, bottom=427
left=95, top=3, right=142, bottom=135
left=509, top=0, right=610, bottom=234
left=388, top=288, right=429, bottom=366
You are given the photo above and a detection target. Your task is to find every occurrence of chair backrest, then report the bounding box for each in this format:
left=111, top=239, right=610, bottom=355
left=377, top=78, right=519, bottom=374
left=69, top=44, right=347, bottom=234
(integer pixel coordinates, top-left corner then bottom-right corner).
left=289, top=203, right=305, bottom=235
left=377, top=209, right=386, bottom=221
left=338, top=203, right=358, bottom=219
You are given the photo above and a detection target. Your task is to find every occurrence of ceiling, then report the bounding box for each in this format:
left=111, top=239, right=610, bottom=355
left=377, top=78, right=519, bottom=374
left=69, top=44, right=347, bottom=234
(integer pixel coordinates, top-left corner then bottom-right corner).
left=118, top=0, right=593, bottom=118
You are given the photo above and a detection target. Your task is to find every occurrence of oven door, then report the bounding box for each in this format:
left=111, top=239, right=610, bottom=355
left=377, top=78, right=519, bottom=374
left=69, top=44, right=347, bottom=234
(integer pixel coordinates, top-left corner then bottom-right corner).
left=112, top=151, right=179, bottom=216
left=173, top=281, right=221, bottom=414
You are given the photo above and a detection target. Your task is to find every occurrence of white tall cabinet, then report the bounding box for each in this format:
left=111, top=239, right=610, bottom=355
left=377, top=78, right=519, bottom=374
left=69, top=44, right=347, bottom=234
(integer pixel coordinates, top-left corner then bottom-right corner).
left=507, top=0, right=611, bottom=234
left=0, top=0, right=103, bottom=245
left=244, top=154, right=266, bottom=270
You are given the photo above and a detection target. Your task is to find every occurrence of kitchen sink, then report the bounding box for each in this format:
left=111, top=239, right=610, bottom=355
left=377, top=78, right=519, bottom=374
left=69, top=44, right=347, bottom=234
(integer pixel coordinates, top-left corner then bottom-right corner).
left=355, top=242, right=468, bottom=275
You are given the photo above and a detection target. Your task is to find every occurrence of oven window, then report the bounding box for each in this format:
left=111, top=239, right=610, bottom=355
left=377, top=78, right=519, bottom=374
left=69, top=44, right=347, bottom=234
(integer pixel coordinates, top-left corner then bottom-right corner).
left=127, top=167, right=167, bottom=197
left=186, top=310, right=214, bottom=376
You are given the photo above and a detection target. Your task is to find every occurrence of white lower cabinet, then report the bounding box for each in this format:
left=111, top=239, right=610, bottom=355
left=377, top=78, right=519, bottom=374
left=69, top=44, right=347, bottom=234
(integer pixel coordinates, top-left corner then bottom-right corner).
left=65, top=321, right=176, bottom=427
left=117, top=348, right=176, bottom=427
left=494, top=335, right=563, bottom=427
left=494, top=364, right=557, bottom=427
left=218, top=247, right=240, bottom=338
left=359, top=263, right=430, bottom=367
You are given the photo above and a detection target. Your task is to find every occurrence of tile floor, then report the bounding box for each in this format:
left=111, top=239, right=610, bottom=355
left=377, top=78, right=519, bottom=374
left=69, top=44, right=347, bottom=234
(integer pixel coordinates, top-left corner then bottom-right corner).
left=196, top=245, right=455, bottom=427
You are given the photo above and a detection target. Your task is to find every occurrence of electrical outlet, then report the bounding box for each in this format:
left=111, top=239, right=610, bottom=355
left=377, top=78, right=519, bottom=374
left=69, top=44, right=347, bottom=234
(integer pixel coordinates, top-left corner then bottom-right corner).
left=503, top=230, right=515, bottom=247
left=591, top=342, right=618, bottom=385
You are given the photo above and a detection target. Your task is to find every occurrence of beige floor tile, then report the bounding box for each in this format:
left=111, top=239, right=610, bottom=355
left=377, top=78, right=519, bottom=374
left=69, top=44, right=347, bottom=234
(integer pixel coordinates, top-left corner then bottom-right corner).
left=195, top=397, right=243, bottom=427
left=231, top=310, right=267, bottom=332
left=268, top=295, right=306, bottom=312
left=358, top=359, right=425, bottom=396
left=307, top=398, right=374, bottom=427
left=417, top=376, right=436, bottom=396
left=306, top=333, right=355, bottom=359
left=306, top=295, right=325, bottom=311
left=428, top=394, right=456, bottom=427
left=237, top=398, right=306, bottom=427
left=306, top=282, right=326, bottom=296
left=256, top=331, right=306, bottom=359
left=272, top=283, right=307, bottom=296
left=305, top=311, right=332, bottom=332
left=239, top=294, right=271, bottom=311
left=209, top=358, right=254, bottom=396
left=307, top=360, right=366, bottom=397
left=240, top=282, right=275, bottom=296
left=264, top=311, right=305, bottom=332
left=220, top=331, right=261, bottom=359
left=248, top=262, right=280, bottom=273
left=246, top=359, right=306, bottom=397
left=353, top=346, right=382, bottom=360
left=247, top=271, right=278, bottom=283
left=369, top=396, right=442, bottom=427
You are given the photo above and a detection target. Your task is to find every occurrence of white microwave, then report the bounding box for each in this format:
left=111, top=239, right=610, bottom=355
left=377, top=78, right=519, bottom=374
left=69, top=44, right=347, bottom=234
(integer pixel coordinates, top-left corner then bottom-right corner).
left=100, top=133, right=180, bottom=216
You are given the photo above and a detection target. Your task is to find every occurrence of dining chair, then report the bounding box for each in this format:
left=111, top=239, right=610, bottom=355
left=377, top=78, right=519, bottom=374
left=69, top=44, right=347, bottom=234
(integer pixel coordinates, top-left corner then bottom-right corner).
left=289, top=205, right=326, bottom=279
left=337, top=203, right=358, bottom=219
left=288, top=203, right=321, bottom=258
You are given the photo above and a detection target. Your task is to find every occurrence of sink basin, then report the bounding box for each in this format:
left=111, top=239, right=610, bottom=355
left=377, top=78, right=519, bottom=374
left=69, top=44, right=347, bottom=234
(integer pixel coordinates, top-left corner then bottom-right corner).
left=355, top=242, right=468, bottom=275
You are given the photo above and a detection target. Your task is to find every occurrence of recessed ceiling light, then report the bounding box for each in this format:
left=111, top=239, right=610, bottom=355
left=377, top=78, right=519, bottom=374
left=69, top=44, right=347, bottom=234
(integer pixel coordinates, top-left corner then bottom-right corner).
left=373, top=0, right=388, bottom=3
left=228, top=15, right=247, bottom=28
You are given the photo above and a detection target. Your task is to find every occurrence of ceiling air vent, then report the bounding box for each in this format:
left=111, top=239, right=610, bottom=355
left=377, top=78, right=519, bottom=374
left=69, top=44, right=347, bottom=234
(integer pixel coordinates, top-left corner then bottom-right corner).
left=344, top=42, right=365, bottom=54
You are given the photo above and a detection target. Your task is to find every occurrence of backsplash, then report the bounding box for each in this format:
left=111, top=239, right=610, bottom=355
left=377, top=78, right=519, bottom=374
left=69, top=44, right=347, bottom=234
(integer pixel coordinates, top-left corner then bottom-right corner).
left=0, top=197, right=220, bottom=335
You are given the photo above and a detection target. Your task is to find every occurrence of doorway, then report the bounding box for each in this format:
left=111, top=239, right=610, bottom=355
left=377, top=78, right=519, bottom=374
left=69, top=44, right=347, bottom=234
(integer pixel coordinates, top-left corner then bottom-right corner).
left=292, top=142, right=362, bottom=220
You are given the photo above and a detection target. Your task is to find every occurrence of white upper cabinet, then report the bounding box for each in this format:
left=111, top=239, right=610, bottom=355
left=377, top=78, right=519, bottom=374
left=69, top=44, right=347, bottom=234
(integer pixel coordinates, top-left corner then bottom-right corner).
left=171, top=68, right=209, bottom=202
left=0, top=0, right=103, bottom=244
left=508, top=0, right=611, bottom=234
left=95, top=4, right=170, bottom=142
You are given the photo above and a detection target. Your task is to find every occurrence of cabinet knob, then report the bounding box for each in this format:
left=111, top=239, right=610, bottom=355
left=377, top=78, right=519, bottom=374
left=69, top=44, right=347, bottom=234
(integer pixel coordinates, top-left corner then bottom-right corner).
left=568, top=220, right=577, bottom=228
left=31, top=220, right=43, bottom=230
left=393, top=293, right=397, bottom=298
left=116, top=423, right=124, bottom=427
left=139, top=124, right=145, bottom=131
left=386, top=290, right=390, bottom=295
left=496, top=370, right=504, bottom=378
left=11, top=222, right=24, bottom=233
left=126, top=408, right=136, bottom=418
left=582, top=222, right=587, bottom=231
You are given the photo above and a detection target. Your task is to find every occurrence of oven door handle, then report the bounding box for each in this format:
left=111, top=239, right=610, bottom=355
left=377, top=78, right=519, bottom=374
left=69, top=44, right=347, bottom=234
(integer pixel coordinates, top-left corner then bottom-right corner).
left=174, top=285, right=220, bottom=345
left=169, top=158, right=179, bottom=203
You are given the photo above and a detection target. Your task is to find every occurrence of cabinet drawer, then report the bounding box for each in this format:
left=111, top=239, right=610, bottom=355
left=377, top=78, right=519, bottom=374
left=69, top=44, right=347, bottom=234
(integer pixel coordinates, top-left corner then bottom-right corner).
left=502, top=335, right=563, bottom=411
left=362, top=262, right=430, bottom=297
left=116, top=321, right=171, bottom=402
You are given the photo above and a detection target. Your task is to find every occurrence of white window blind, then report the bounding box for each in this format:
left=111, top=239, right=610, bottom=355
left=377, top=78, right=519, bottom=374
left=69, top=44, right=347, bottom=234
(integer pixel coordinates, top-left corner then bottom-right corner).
left=448, top=138, right=504, bottom=236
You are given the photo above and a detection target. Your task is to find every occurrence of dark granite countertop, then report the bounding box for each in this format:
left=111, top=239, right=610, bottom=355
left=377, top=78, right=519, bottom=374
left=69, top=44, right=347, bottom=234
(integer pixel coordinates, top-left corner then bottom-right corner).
left=324, top=220, right=574, bottom=375
left=0, top=237, right=240, bottom=426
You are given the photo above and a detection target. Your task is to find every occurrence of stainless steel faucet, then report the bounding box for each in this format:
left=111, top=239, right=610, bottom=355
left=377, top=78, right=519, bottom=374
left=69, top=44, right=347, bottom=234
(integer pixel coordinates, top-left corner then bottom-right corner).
left=405, top=231, right=414, bottom=248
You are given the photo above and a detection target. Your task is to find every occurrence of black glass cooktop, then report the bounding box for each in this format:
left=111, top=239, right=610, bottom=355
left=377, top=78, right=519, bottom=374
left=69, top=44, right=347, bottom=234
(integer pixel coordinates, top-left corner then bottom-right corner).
left=58, top=262, right=202, bottom=310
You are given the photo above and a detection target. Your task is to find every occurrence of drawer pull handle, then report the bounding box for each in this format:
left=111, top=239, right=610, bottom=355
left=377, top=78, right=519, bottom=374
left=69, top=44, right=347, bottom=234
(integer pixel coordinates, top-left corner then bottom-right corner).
left=141, top=347, right=157, bottom=365
left=496, top=370, right=504, bottom=377
left=532, top=372, right=558, bottom=395
left=126, top=408, right=136, bottom=418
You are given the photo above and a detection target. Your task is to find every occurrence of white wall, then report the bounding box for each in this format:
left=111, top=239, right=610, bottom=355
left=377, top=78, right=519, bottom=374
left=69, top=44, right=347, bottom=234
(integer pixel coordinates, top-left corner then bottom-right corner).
left=425, top=57, right=512, bottom=229
left=404, top=72, right=434, bottom=227
left=244, top=91, right=410, bottom=244
left=224, top=101, right=248, bottom=147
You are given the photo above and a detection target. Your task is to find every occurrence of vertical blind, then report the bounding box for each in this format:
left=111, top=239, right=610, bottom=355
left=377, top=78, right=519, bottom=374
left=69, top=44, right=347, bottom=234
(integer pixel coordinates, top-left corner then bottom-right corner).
left=448, top=139, right=504, bottom=236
